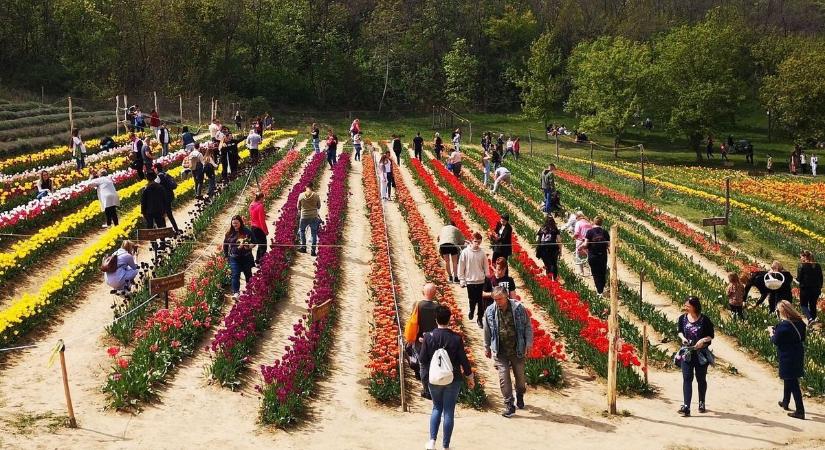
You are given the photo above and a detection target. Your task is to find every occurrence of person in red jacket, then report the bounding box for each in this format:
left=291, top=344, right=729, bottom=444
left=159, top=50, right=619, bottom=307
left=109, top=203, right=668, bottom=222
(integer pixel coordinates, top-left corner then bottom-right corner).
left=248, top=191, right=268, bottom=265
left=149, top=109, right=160, bottom=131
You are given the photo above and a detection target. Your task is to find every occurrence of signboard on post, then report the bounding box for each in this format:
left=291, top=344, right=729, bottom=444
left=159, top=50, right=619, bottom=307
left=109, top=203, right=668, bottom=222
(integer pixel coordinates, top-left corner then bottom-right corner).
left=137, top=227, right=176, bottom=241
left=702, top=217, right=728, bottom=244
left=150, top=272, right=185, bottom=308
left=311, top=300, right=334, bottom=322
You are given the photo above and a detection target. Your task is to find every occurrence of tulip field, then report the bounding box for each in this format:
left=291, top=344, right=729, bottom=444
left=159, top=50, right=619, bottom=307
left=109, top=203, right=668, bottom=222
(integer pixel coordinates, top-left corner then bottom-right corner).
left=0, top=114, right=824, bottom=449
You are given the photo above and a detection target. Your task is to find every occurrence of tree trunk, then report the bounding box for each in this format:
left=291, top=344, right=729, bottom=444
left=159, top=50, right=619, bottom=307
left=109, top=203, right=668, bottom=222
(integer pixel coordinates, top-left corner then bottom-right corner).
left=613, top=136, right=619, bottom=158
left=689, top=132, right=704, bottom=162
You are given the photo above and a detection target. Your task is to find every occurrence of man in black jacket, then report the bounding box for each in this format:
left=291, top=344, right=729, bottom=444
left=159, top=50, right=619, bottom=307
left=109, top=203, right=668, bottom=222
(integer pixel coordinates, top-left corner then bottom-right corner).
left=154, top=163, right=180, bottom=233
left=140, top=170, right=168, bottom=229
left=491, top=213, right=513, bottom=264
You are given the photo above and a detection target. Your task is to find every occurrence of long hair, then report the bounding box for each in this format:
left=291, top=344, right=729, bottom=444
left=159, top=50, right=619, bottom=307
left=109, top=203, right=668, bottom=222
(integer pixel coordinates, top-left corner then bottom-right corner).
left=777, top=300, right=805, bottom=323
left=543, top=215, right=558, bottom=233
left=225, top=215, right=246, bottom=240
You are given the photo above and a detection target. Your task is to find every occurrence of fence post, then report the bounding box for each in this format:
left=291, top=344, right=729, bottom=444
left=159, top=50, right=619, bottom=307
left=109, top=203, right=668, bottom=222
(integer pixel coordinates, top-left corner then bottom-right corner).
left=607, top=225, right=620, bottom=415
left=115, top=96, right=120, bottom=135
left=57, top=340, right=78, bottom=428
left=528, top=130, right=533, bottom=156
left=68, top=97, right=74, bottom=132
left=589, top=142, right=595, bottom=177
left=154, top=91, right=158, bottom=114
left=555, top=134, right=560, bottom=161
left=399, top=336, right=407, bottom=412
left=640, top=144, right=646, bottom=194
left=642, top=325, right=649, bottom=385
left=198, top=96, right=202, bottom=127
left=179, top=95, right=183, bottom=124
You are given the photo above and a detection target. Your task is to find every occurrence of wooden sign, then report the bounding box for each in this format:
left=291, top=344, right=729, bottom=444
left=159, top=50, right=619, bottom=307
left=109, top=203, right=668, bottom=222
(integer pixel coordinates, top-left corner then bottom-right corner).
left=311, top=300, right=334, bottom=322
left=137, top=227, right=175, bottom=241
left=702, top=217, right=728, bottom=227
left=150, top=272, right=185, bottom=295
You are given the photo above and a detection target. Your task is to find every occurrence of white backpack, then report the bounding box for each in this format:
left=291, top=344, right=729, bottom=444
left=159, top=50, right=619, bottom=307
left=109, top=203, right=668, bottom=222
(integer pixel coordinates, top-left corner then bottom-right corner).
left=429, top=347, right=454, bottom=386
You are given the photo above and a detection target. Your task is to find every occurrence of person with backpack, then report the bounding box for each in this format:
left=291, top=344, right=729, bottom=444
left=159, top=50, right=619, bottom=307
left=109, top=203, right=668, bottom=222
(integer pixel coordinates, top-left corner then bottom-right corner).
left=88, top=169, right=120, bottom=227
left=188, top=143, right=205, bottom=198
left=484, top=286, right=533, bottom=418
left=676, top=296, right=715, bottom=417
left=419, top=305, right=474, bottom=450
left=140, top=170, right=168, bottom=229
left=770, top=300, right=807, bottom=420
left=403, top=283, right=440, bottom=399
left=181, top=126, right=196, bottom=151
left=156, top=122, right=171, bottom=156
left=103, top=240, right=139, bottom=294
left=224, top=215, right=255, bottom=299
left=154, top=163, right=180, bottom=233
left=248, top=191, right=268, bottom=265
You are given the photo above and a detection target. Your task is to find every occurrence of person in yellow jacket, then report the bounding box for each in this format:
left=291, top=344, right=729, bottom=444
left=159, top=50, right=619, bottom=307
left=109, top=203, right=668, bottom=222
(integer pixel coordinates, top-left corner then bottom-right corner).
left=404, top=283, right=440, bottom=399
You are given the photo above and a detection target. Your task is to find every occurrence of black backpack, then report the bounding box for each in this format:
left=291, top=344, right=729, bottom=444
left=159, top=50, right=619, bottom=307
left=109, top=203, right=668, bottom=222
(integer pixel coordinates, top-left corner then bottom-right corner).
left=158, top=172, right=178, bottom=192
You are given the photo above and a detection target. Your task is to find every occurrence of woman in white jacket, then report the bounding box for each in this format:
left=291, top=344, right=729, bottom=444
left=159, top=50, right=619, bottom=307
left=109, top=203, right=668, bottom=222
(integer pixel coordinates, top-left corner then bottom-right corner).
left=105, top=240, right=139, bottom=292
left=88, top=169, right=121, bottom=227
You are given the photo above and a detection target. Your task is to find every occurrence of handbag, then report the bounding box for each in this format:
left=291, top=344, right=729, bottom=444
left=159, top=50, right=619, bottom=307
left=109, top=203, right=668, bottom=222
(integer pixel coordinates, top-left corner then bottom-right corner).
left=403, top=302, right=420, bottom=344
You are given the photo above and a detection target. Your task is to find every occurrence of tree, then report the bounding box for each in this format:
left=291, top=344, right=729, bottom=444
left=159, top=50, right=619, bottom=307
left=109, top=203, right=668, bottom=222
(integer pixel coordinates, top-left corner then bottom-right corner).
left=442, top=38, right=479, bottom=110
left=649, top=9, right=748, bottom=161
left=518, top=31, right=565, bottom=128
left=762, top=40, right=825, bottom=143
left=566, top=36, right=651, bottom=155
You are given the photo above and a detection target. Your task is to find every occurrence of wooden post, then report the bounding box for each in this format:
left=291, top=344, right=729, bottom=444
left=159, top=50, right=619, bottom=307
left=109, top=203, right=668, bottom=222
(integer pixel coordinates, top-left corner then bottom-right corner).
left=607, top=225, right=619, bottom=415
left=115, top=95, right=120, bottom=135
left=215, top=99, right=219, bottom=121
left=640, top=144, right=646, bottom=194
left=642, top=325, right=649, bottom=385
left=589, top=142, right=595, bottom=178
left=153, top=91, right=158, bottom=113
left=198, top=96, right=202, bottom=126
left=41, top=86, right=44, bottom=104
left=398, top=336, right=407, bottom=412
left=528, top=130, right=533, bottom=156
left=179, top=95, right=183, bottom=124
left=639, top=270, right=644, bottom=309
left=57, top=340, right=78, bottom=428
left=68, top=97, right=74, bottom=132
left=211, top=97, right=215, bottom=121
left=725, top=177, right=730, bottom=220
left=555, top=134, right=560, bottom=161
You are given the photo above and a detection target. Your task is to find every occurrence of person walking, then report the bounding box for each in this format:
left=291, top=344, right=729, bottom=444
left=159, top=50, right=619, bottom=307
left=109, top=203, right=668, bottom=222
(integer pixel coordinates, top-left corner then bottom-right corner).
left=439, top=221, right=465, bottom=282
left=234, top=110, right=243, bottom=131
left=392, top=135, right=403, bottom=165
left=726, top=272, right=745, bottom=320
left=582, top=216, right=609, bottom=295
left=140, top=170, right=167, bottom=229
left=420, top=305, right=474, bottom=450
left=379, top=151, right=395, bottom=200
left=157, top=122, right=171, bottom=157
left=767, top=155, right=773, bottom=174
left=541, top=164, right=556, bottom=214
left=142, top=137, right=156, bottom=174
left=482, top=258, right=517, bottom=320
left=70, top=128, right=86, bottom=171
left=504, top=136, right=515, bottom=158
left=491, top=213, right=512, bottom=264
left=130, top=133, right=145, bottom=180
left=350, top=118, right=361, bottom=139
left=676, top=296, right=715, bottom=417
left=482, top=147, right=492, bottom=186
left=297, top=182, right=322, bottom=256
left=513, top=137, right=521, bottom=160
left=203, top=146, right=218, bottom=198
left=189, top=143, right=205, bottom=198
left=451, top=128, right=461, bottom=151
left=154, top=163, right=180, bottom=233
left=89, top=169, right=120, bottom=228
left=491, top=166, right=511, bottom=193
left=812, top=154, right=819, bottom=177
left=403, top=283, right=440, bottom=398
left=413, top=132, right=424, bottom=160
left=249, top=192, right=269, bottom=265
left=536, top=215, right=561, bottom=280
left=770, top=300, right=807, bottom=420
left=182, top=126, right=196, bottom=151
left=433, top=132, right=443, bottom=162
left=353, top=132, right=362, bottom=161
left=797, top=250, right=823, bottom=323
left=326, top=129, right=339, bottom=168
left=746, top=142, right=754, bottom=165
left=484, top=286, right=533, bottom=418
left=706, top=136, right=714, bottom=159
left=246, top=127, right=262, bottom=161
left=223, top=215, right=255, bottom=299
left=104, top=240, right=139, bottom=294
left=457, top=232, right=487, bottom=327
left=448, top=146, right=463, bottom=178
left=35, top=170, right=54, bottom=200
left=311, top=123, right=321, bottom=154
left=225, top=131, right=240, bottom=178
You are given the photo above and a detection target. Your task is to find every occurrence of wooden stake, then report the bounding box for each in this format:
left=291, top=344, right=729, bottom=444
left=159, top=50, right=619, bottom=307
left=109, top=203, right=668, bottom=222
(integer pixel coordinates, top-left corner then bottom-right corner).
left=555, top=134, right=560, bottom=161
left=57, top=340, right=77, bottom=428
left=642, top=325, right=649, bottom=385
left=68, top=97, right=74, bottom=133
left=640, top=144, right=646, bottom=194
left=211, top=97, right=215, bottom=121
left=179, top=95, right=183, bottom=124
left=214, top=99, right=219, bottom=121
left=589, top=141, right=595, bottom=178
left=115, top=95, right=120, bottom=135
left=153, top=91, right=158, bottom=113
left=198, top=96, right=202, bottom=127
left=607, top=224, right=619, bottom=415
left=398, top=336, right=407, bottom=412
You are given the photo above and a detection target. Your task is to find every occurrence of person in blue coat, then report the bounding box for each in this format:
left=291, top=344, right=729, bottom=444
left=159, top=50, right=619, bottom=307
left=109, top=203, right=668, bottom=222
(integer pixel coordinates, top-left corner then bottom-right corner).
left=770, top=300, right=807, bottom=420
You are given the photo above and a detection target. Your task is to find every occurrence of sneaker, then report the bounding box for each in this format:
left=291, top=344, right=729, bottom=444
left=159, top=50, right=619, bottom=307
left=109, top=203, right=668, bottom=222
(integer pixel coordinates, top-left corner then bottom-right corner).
left=310, top=249, right=317, bottom=257
left=421, top=390, right=431, bottom=400
left=516, top=394, right=525, bottom=409
left=297, top=247, right=307, bottom=253
left=425, top=439, right=436, bottom=450
left=232, top=293, right=240, bottom=300
left=502, top=404, right=516, bottom=418
left=788, top=411, right=806, bottom=420
left=101, top=224, right=109, bottom=228
left=778, top=401, right=791, bottom=411
left=477, top=320, right=483, bottom=329
left=698, top=402, right=706, bottom=413
left=468, top=311, right=474, bottom=320
left=678, top=405, right=690, bottom=417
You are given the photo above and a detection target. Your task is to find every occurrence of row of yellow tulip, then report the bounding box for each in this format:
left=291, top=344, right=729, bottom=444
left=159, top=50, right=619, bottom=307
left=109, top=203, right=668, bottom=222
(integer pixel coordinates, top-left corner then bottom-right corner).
left=0, top=134, right=132, bottom=173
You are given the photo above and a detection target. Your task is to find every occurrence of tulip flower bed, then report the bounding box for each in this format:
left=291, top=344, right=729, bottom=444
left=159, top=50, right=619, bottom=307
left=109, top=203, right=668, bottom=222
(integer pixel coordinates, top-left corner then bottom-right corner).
left=407, top=157, right=566, bottom=386
left=209, top=152, right=326, bottom=387
left=498, top=153, right=825, bottom=394
left=0, top=143, right=130, bottom=184
left=0, top=133, right=131, bottom=174
left=362, top=153, right=403, bottom=401
left=107, top=147, right=301, bottom=344
left=427, top=158, right=650, bottom=393
left=379, top=150, right=487, bottom=408
left=103, top=255, right=230, bottom=409
left=259, top=154, right=350, bottom=426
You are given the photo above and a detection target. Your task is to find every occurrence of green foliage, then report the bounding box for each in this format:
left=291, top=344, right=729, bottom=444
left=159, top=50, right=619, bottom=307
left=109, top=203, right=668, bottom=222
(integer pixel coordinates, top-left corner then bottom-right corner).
left=442, top=38, right=479, bottom=110
left=566, top=36, right=652, bottom=147
left=518, top=31, right=565, bottom=126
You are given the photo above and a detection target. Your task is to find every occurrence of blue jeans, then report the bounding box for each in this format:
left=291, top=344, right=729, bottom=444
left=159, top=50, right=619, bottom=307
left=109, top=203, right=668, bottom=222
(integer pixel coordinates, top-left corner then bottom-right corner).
left=354, top=143, right=362, bottom=161
left=483, top=161, right=491, bottom=185
left=36, top=190, right=50, bottom=200
left=543, top=189, right=553, bottom=213
left=229, top=257, right=253, bottom=294
left=298, top=217, right=320, bottom=249
left=428, top=378, right=461, bottom=448
left=681, top=357, right=708, bottom=408
left=313, top=138, right=320, bottom=154
left=75, top=157, right=85, bottom=170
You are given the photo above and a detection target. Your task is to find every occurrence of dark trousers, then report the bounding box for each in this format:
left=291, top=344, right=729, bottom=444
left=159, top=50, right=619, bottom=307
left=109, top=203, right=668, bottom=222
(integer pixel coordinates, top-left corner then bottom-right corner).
left=221, top=153, right=230, bottom=181
left=164, top=200, right=179, bottom=232
left=251, top=226, right=267, bottom=263
left=249, top=147, right=259, bottom=161
left=194, top=170, right=205, bottom=197
left=541, top=249, right=560, bottom=280
left=394, top=151, right=401, bottom=165
left=327, top=150, right=337, bottom=168
left=588, top=253, right=608, bottom=294
left=386, top=172, right=395, bottom=198
left=354, top=144, right=361, bottom=161
left=729, top=304, right=745, bottom=320
left=144, top=214, right=166, bottom=229
left=783, top=378, right=804, bottom=412
left=746, top=153, right=754, bottom=164
left=414, top=148, right=422, bottom=159
left=466, top=283, right=484, bottom=320
left=800, top=290, right=819, bottom=321
left=229, top=151, right=239, bottom=174
left=105, top=206, right=119, bottom=226
left=681, top=359, right=708, bottom=408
